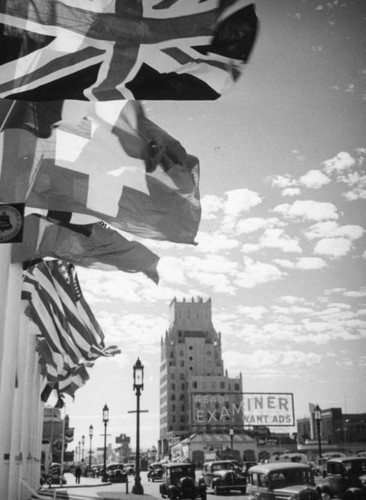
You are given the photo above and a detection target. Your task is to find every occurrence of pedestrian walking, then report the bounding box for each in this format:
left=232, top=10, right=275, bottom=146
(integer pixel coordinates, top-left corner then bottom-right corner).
left=75, top=465, right=82, bottom=484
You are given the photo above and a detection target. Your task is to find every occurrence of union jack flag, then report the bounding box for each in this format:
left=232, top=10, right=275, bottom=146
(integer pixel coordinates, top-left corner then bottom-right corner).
left=0, top=0, right=258, bottom=101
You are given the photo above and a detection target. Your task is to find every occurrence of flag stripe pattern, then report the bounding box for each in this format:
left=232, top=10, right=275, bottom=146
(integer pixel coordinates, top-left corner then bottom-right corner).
left=0, top=0, right=258, bottom=101
left=22, top=260, right=120, bottom=396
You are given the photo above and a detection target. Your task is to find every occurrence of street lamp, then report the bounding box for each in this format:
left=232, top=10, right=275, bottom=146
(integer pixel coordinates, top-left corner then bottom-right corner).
left=78, top=441, right=81, bottom=465
left=89, top=425, right=93, bottom=472
left=314, top=404, right=322, bottom=458
left=132, top=358, right=144, bottom=495
left=229, top=427, right=234, bottom=454
left=102, top=404, right=109, bottom=482
left=81, top=435, right=85, bottom=465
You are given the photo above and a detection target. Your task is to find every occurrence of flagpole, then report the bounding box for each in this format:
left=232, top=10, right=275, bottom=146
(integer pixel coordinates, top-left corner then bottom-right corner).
left=59, top=404, right=66, bottom=487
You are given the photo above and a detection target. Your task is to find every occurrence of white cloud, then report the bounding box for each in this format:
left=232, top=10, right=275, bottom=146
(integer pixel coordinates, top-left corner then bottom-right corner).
left=273, top=200, right=339, bottom=221
left=158, top=256, right=187, bottom=284
left=195, top=231, right=240, bottom=253
left=299, top=170, right=331, bottom=189
left=236, top=217, right=282, bottom=235
left=224, top=188, right=262, bottom=216
left=282, top=187, right=301, bottom=197
left=314, top=238, right=354, bottom=258
left=273, top=257, right=327, bottom=270
left=269, top=174, right=296, bottom=188
left=237, top=305, right=268, bottom=320
left=305, top=221, right=364, bottom=241
left=259, top=228, right=302, bottom=253
left=278, top=296, right=306, bottom=305
left=235, top=257, right=285, bottom=288
left=296, top=257, right=327, bottom=270
left=323, top=151, right=356, bottom=174
left=273, top=258, right=295, bottom=269
left=241, top=243, right=261, bottom=253
left=201, top=194, right=224, bottom=219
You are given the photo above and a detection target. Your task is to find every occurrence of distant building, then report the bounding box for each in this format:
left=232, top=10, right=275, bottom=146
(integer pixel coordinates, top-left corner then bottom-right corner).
left=297, top=406, right=366, bottom=454
left=159, top=297, right=243, bottom=457
left=41, top=407, right=73, bottom=473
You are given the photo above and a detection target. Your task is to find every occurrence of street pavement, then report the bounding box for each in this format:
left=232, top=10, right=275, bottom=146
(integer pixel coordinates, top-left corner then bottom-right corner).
left=40, top=472, right=160, bottom=499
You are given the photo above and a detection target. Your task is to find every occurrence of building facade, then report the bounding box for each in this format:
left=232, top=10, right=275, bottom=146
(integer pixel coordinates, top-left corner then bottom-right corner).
left=159, top=297, right=243, bottom=457
left=297, top=407, right=366, bottom=455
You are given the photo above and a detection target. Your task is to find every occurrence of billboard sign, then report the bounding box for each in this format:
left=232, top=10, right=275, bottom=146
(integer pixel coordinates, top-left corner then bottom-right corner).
left=192, top=392, right=294, bottom=427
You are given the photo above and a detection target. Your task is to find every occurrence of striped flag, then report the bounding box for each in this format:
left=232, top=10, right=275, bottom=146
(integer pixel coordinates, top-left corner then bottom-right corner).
left=0, top=0, right=258, bottom=101
left=22, top=260, right=121, bottom=363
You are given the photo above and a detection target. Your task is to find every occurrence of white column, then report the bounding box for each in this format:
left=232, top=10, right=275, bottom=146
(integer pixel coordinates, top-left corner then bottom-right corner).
left=17, top=313, right=40, bottom=500
left=8, top=288, right=27, bottom=500
left=0, top=258, right=22, bottom=500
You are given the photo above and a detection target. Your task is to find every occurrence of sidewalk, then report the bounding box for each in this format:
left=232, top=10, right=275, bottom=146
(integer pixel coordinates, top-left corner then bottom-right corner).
left=39, top=473, right=159, bottom=500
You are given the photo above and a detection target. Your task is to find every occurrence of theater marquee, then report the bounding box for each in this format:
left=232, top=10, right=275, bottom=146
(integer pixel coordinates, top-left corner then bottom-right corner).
left=192, top=392, right=295, bottom=427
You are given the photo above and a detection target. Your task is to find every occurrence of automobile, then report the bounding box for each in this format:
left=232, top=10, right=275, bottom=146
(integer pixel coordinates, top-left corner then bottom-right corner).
left=124, top=463, right=136, bottom=475
left=148, top=463, right=164, bottom=482
left=316, top=456, right=366, bottom=500
left=106, top=463, right=128, bottom=483
left=159, top=462, right=207, bottom=500
left=246, top=462, right=319, bottom=500
left=200, top=460, right=247, bottom=495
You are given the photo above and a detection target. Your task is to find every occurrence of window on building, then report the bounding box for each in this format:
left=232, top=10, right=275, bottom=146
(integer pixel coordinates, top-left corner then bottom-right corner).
left=234, top=384, right=240, bottom=391
left=181, top=383, right=185, bottom=390
left=180, top=415, right=185, bottom=422
left=193, top=382, right=197, bottom=388
left=220, top=382, right=225, bottom=389
left=180, top=350, right=184, bottom=357
left=189, top=367, right=193, bottom=371
left=171, top=394, right=175, bottom=401
left=180, top=373, right=184, bottom=380
left=180, top=361, right=184, bottom=367
left=189, top=346, right=193, bottom=350
left=171, top=383, right=175, bottom=390
left=189, top=356, right=193, bottom=361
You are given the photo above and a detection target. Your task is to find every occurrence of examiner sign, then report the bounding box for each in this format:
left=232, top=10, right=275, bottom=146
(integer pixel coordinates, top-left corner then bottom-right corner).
left=192, top=392, right=294, bottom=427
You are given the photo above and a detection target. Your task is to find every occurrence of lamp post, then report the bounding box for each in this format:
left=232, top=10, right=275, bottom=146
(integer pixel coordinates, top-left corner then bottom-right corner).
left=78, top=441, right=81, bottom=465
left=81, top=435, right=85, bottom=465
left=102, top=404, right=109, bottom=482
left=314, top=404, right=322, bottom=458
left=89, top=425, right=93, bottom=472
left=229, top=427, right=234, bottom=454
left=132, top=358, right=144, bottom=494
left=187, top=437, right=190, bottom=462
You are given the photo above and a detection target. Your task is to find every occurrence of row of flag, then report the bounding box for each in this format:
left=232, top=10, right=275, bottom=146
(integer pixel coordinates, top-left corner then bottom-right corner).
left=0, top=0, right=259, bottom=400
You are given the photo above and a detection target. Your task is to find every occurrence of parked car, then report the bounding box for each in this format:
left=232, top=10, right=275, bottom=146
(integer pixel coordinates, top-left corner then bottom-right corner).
left=160, top=463, right=207, bottom=500
left=316, top=456, right=366, bottom=500
left=106, top=463, right=128, bottom=483
left=124, top=463, right=135, bottom=475
left=200, top=460, right=247, bottom=495
left=246, top=462, right=319, bottom=500
left=148, top=463, right=164, bottom=482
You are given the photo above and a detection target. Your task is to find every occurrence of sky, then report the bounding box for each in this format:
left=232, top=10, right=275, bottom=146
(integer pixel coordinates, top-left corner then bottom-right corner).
left=48, top=0, right=366, bottom=454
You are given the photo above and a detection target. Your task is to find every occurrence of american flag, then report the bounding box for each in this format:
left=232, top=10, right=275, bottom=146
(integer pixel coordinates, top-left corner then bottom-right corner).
left=0, top=0, right=258, bottom=100
left=22, top=260, right=120, bottom=395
